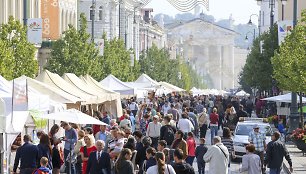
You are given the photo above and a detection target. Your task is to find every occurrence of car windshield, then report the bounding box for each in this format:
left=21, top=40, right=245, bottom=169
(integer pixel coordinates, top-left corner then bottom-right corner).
left=235, top=124, right=272, bottom=136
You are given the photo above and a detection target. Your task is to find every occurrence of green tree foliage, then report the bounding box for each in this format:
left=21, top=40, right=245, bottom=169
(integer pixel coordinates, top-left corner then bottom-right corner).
left=98, top=35, right=140, bottom=81
left=0, top=16, right=38, bottom=80
left=272, top=10, right=306, bottom=92
left=46, top=13, right=101, bottom=79
left=139, top=45, right=205, bottom=90
left=239, top=24, right=279, bottom=92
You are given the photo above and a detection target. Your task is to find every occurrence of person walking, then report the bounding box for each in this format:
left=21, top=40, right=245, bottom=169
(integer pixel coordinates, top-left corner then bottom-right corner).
left=195, top=138, right=208, bottom=174
left=86, top=140, right=111, bottom=174
left=95, top=125, right=111, bottom=152
left=248, top=124, right=266, bottom=173
left=80, top=135, right=97, bottom=174
left=240, top=144, right=261, bottom=174
left=146, top=152, right=176, bottom=174
left=74, top=130, right=85, bottom=174
left=221, top=127, right=235, bottom=169
left=146, top=115, right=162, bottom=149
left=160, top=115, right=176, bottom=147
left=13, top=135, right=39, bottom=174
left=177, top=112, right=194, bottom=139
left=61, top=122, right=78, bottom=174
left=204, top=136, right=229, bottom=174
left=209, top=108, right=219, bottom=145
left=186, top=132, right=196, bottom=166
left=198, top=108, right=208, bottom=139
left=172, top=149, right=195, bottom=174
left=37, top=134, right=53, bottom=171
left=115, top=148, right=134, bottom=174
left=171, top=130, right=188, bottom=160
left=264, top=131, right=293, bottom=174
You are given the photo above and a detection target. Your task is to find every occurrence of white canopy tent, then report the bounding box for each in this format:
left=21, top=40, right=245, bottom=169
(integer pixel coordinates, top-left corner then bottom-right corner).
left=100, top=74, right=135, bottom=96
left=79, top=75, right=123, bottom=117
left=36, top=70, right=96, bottom=104
left=37, top=109, right=107, bottom=125
left=135, top=74, right=160, bottom=88
left=63, top=73, right=110, bottom=103
left=261, top=93, right=306, bottom=103
left=159, top=81, right=186, bottom=92
left=235, top=90, right=250, bottom=97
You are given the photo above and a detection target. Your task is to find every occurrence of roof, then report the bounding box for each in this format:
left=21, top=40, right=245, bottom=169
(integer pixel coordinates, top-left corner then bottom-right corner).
left=165, top=18, right=237, bottom=35
left=135, top=74, right=160, bottom=87
left=100, top=74, right=135, bottom=96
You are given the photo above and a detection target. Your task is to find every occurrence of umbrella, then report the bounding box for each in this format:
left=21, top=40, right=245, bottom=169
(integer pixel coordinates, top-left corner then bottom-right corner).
left=38, top=109, right=107, bottom=125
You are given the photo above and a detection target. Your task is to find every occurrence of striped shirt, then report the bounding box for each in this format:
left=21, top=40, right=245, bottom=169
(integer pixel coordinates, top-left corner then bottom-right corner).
left=221, top=137, right=234, bottom=153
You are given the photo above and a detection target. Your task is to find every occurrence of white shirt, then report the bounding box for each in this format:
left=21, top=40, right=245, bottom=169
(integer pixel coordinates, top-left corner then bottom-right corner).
left=162, top=105, right=171, bottom=114
left=146, top=164, right=176, bottom=174
left=146, top=122, right=162, bottom=137
left=177, top=118, right=194, bottom=133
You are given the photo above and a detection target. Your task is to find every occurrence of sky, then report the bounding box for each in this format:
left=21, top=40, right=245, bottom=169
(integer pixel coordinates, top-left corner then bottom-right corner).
left=145, top=0, right=260, bottom=25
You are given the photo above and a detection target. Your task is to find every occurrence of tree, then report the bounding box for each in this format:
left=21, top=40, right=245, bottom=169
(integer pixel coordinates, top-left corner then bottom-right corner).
left=0, top=16, right=38, bottom=80
left=239, top=24, right=279, bottom=93
left=272, top=10, right=306, bottom=92
left=46, top=13, right=101, bottom=79
left=97, top=35, right=140, bottom=81
left=139, top=45, right=206, bottom=90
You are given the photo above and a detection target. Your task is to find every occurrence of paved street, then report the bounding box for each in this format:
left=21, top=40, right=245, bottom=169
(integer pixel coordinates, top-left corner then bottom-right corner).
left=191, top=129, right=287, bottom=174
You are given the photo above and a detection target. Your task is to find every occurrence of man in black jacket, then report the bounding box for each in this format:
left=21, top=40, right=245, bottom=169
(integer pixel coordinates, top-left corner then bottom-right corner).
left=173, top=149, right=195, bottom=174
left=86, top=140, right=111, bottom=174
left=264, top=131, right=293, bottom=173
left=13, top=135, right=39, bottom=174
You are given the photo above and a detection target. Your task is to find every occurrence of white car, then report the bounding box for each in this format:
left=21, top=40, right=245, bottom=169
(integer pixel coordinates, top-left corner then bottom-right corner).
left=233, top=118, right=273, bottom=160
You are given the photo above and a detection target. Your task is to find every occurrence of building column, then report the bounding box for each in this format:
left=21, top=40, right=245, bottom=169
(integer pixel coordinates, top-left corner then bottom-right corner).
left=218, top=45, right=222, bottom=90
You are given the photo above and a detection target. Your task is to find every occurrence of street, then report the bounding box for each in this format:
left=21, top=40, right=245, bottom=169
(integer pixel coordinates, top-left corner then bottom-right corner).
left=191, top=129, right=287, bottom=174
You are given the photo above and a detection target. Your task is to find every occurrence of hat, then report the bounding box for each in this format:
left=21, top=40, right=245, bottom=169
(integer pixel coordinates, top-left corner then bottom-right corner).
left=253, top=124, right=259, bottom=129
left=153, top=115, right=159, bottom=119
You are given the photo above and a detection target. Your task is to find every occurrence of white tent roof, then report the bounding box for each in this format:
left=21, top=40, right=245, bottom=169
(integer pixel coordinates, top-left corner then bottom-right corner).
left=135, top=74, right=160, bottom=87
left=235, top=90, right=250, bottom=97
left=159, top=81, right=185, bottom=92
left=36, top=70, right=96, bottom=104
left=261, top=93, right=306, bottom=103
left=17, top=75, right=80, bottom=104
left=100, top=74, right=135, bottom=96
left=80, top=75, right=123, bottom=117
left=63, top=73, right=110, bottom=103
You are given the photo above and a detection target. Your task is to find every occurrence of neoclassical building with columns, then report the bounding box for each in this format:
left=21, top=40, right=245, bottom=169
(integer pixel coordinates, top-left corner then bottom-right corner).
left=166, top=16, right=238, bottom=90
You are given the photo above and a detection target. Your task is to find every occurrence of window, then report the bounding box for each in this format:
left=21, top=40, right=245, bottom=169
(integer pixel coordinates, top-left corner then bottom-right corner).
left=90, top=9, right=94, bottom=20
left=99, top=9, right=103, bottom=21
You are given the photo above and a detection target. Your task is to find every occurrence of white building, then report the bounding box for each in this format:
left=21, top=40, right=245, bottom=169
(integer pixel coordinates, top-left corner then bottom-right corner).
left=166, top=16, right=238, bottom=90
left=78, top=0, right=143, bottom=59
left=0, top=0, right=41, bottom=25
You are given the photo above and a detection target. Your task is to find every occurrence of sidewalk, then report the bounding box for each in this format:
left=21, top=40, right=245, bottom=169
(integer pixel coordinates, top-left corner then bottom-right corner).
left=283, top=142, right=306, bottom=174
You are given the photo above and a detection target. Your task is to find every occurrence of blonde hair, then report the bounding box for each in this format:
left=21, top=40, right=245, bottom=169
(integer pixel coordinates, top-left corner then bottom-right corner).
left=78, top=130, right=85, bottom=138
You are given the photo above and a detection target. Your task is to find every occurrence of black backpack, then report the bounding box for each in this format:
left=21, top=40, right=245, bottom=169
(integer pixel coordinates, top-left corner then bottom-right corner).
left=163, top=125, right=175, bottom=145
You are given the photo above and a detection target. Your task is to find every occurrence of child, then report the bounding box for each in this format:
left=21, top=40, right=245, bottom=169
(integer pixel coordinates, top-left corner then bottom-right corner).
left=33, top=157, right=51, bottom=174
left=195, top=138, right=208, bottom=174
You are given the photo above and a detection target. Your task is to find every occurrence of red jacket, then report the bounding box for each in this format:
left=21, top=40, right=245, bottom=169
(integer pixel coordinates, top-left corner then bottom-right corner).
left=209, top=113, right=219, bottom=125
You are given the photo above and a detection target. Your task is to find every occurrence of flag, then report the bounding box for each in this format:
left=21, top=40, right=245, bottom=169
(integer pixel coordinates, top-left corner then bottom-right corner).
left=12, top=79, right=28, bottom=112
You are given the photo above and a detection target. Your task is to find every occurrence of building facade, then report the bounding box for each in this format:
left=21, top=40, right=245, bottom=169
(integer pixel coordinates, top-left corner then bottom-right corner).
left=0, top=0, right=41, bottom=25
left=257, top=0, right=306, bottom=34
left=166, top=17, right=237, bottom=90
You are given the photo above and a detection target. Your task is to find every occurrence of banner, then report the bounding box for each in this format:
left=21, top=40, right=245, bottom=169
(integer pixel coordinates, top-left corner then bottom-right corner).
left=12, top=80, right=28, bottom=112
left=41, top=0, right=60, bottom=40
left=278, top=20, right=293, bottom=45
left=95, top=39, right=104, bottom=56
left=27, top=18, right=42, bottom=45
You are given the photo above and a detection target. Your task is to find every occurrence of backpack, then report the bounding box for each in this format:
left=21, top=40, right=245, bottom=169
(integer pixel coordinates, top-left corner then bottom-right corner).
left=163, top=125, right=175, bottom=145
left=32, top=168, right=48, bottom=174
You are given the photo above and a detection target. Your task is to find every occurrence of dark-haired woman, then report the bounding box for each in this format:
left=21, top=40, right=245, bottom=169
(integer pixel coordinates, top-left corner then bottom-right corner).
left=142, top=147, right=157, bottom=173
left=38, top=134, right=53, bottom=170
left=147, top=152, right=176, bottom=174
left=115, top=148, right=134, bottom=174
left=221, top=127, right=235, bottom=169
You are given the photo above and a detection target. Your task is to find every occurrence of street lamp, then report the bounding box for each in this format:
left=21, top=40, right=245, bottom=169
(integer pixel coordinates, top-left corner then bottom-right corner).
left=245, top=30, right=256, bottom=42
left=90, top=0, right=96, bottom=43
left=247, top=14, right=261, bottom=36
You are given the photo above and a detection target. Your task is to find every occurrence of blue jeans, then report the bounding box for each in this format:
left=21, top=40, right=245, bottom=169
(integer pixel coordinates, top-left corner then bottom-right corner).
left=64, top=148, right=76, bottom=174
left=210, top=125, right=218, bottom=144
left=185, top=156, right=195, bottom=166
left=197, top=161, right=205, bottom=174
left=270, top=168, right=281, bottom=174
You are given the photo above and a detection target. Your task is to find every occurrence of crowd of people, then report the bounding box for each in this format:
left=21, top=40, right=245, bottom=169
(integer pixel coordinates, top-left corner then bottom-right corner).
left=12, top=94, right=293, bottom=174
